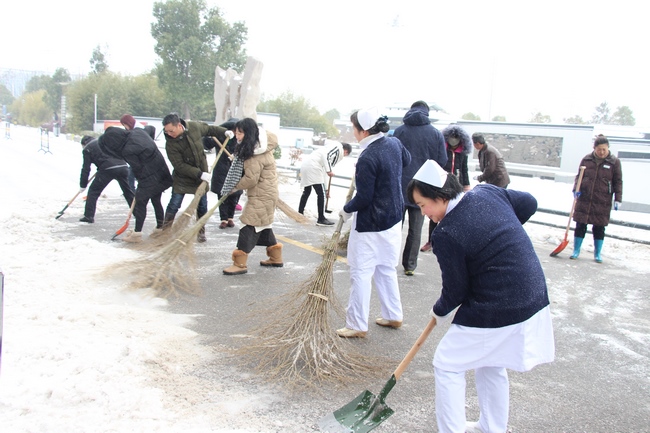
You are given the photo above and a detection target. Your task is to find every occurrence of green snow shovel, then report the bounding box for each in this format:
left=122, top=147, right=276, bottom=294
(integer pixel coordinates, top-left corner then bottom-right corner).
left=318, top=316, right=437, bottom=433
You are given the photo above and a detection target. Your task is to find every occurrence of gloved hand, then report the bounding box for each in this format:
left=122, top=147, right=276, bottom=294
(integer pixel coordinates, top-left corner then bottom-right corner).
left=614, top=201, right=620, bottom=211
left=79, top=187, right=86, bottom=194
left=200, top=172, right=211, bottom=182
left=573, top=191, right=581, bottom=199
left=225, top=130, right=234, bottom=139
left=339, top=209, right=353, bottom=222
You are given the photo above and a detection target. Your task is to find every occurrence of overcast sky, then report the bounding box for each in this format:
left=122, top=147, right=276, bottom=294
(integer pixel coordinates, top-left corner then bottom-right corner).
left=4, top=0, right=648, bottom=126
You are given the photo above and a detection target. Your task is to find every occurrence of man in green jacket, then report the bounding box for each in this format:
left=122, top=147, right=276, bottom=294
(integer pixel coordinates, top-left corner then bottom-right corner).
left=162, top=113, right=231, bottom=242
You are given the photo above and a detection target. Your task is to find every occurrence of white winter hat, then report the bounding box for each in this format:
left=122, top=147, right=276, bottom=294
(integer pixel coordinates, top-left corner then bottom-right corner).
left=357, top=107, right=381, bottom=131
left=413, top=160, right=448, bottom=188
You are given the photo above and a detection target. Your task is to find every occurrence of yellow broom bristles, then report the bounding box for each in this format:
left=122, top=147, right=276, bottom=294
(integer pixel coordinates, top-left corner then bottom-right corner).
left=276, top=198, right=310, bottom=224
left=114, top=191, right=233, bottom=298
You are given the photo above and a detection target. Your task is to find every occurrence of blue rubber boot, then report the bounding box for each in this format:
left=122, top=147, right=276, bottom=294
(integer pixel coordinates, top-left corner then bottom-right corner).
left=594, top=239, right=604, bottom=263
left=570, top=237, right=584, bottom=260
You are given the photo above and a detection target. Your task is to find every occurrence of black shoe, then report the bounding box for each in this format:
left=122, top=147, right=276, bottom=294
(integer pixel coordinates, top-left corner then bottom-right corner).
left=316, top=218, right=334, bottom=226
left=79, top=216, right=94, bottom=223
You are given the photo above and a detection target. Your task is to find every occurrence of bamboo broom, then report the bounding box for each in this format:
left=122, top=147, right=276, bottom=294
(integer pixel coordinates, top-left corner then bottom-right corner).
left=119, top=190, right=236, bottom=298
left=237, top=179, right=388, bottom=387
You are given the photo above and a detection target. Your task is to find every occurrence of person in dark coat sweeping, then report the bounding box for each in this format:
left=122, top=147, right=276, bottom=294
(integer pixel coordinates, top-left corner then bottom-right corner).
left=570, top=134, right=623, bottom=263
left=78, top=135, right=134, bottom=223
left=407, top=159, right=554, bottom=433
left=393, top=100, right=447, bottom=275
left=99, top=127, right=173, bottom=242
left=161, top=113, right=229, bottom=243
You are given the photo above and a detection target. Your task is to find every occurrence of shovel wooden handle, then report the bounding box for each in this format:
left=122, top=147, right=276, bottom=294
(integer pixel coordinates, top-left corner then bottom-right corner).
left=325, top=176, right=332, bottom=209
left=55, top=173, right=97, bottom=219
left=393, top=316, right=437, bottom=381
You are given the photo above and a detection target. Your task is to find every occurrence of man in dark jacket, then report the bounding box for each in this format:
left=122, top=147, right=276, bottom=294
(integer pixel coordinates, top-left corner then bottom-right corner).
left=78, top=135, right=134, bottom=223
left=472, top=133, right=510, bottom=188
left=393, top=101, right=448, bottom=275
left=98, top=127, right=173, bottom=242
left=162, top=113, right=230, bottom=242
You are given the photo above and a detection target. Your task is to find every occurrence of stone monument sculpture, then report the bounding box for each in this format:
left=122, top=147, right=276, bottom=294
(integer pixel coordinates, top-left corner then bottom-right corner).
left=214, top=56, right=264, bottom=124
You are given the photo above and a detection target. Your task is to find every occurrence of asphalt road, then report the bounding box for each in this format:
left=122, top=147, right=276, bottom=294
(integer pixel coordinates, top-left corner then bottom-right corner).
left=68, top=194, right=650, bottom=433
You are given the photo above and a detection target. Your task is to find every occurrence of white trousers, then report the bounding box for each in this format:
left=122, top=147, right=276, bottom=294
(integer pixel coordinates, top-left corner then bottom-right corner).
left=435, top=366, right=510, bottom=433
left=345, top=219, right=402, bottom=331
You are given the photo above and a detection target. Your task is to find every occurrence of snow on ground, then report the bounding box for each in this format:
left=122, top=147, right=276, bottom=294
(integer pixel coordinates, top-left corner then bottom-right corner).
left=0, top=126, right=648, bottom=432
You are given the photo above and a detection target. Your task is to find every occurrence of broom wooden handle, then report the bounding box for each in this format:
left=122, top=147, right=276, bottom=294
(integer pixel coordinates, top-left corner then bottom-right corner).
left=334, top=178, right=356, bottom=233
left=393, top=316, right=437, bottom=381
left=210, top=136, right=232, bottom=169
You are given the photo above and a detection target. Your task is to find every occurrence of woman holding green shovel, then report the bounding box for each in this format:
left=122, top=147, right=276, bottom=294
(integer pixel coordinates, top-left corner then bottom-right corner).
left=407, top=159, right=555, bottom=433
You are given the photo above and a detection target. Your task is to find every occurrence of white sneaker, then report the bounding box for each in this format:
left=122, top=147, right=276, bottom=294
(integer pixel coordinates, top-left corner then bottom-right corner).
left=465, top=421, right=484, bottom=433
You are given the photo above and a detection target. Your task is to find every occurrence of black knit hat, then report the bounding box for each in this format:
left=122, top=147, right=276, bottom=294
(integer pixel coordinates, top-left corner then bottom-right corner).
left=80, top=135, right=94, bottom=146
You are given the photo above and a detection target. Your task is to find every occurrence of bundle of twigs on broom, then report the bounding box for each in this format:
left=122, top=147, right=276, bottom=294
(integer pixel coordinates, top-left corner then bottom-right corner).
left=237, top=179, right=386, bottom=387
left=115, top=189, right=238, bottom=298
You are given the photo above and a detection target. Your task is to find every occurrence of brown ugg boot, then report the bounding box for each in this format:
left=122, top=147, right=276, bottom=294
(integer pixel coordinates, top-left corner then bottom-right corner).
left=223, top=250, right=248, bottom=275
left=260, top=243, right=283, bottom=267
left=123, top=230, right=143, bottom=243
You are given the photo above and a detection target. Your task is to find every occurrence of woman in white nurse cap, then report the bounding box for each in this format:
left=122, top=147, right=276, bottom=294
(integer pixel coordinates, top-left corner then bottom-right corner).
left=406, top=159, right=554, bottom=433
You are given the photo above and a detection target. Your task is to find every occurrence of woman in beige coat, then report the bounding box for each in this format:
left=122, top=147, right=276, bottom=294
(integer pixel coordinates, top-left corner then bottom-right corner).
left=222, top=118, right=282, bottom=275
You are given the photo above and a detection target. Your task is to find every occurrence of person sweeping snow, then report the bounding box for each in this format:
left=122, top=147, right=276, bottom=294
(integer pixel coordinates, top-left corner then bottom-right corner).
left=407, top=159, right=555, bottom=433
left=336, top=107, right=411, bottom=338
left=222, top=118, right=283, bottom=275
left=297, top=140, right=352, bottom=226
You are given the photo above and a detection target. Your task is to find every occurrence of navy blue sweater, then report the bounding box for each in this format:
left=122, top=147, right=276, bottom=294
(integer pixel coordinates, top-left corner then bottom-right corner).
left=344, top=135, right=411, bottom=232
left=432, top=185, right=549, bottom=328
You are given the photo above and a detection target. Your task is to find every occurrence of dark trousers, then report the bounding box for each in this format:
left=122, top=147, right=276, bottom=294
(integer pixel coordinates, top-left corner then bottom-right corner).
left=236, top=225, right=277, bottom=254
left=84, top=167, right=134, bottom=219
left=298, top=184, right=326, bottom=219
left=218, top=190, right=242, bottom=221
left=402, top=206, right=425, bottom=271
left=165, top=192, right=208, bottom=219
left=575, top=222, right=605, bottom=240
left=127, top=166, right=136, bottom=192
left=133, top=190, right=165, bottom=232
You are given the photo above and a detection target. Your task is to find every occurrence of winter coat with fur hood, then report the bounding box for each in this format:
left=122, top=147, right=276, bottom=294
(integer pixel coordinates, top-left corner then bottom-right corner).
left=164, top=119, right=227, bottom=195
left=393, top=106, right=447, bottom=208
left=235, top=130, right=279, bottom=227
left=572, top=150, right=622, bottom=227
left=442, top=125, right=473, bottom=187
left=98, top=127, right=172, bottom=200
